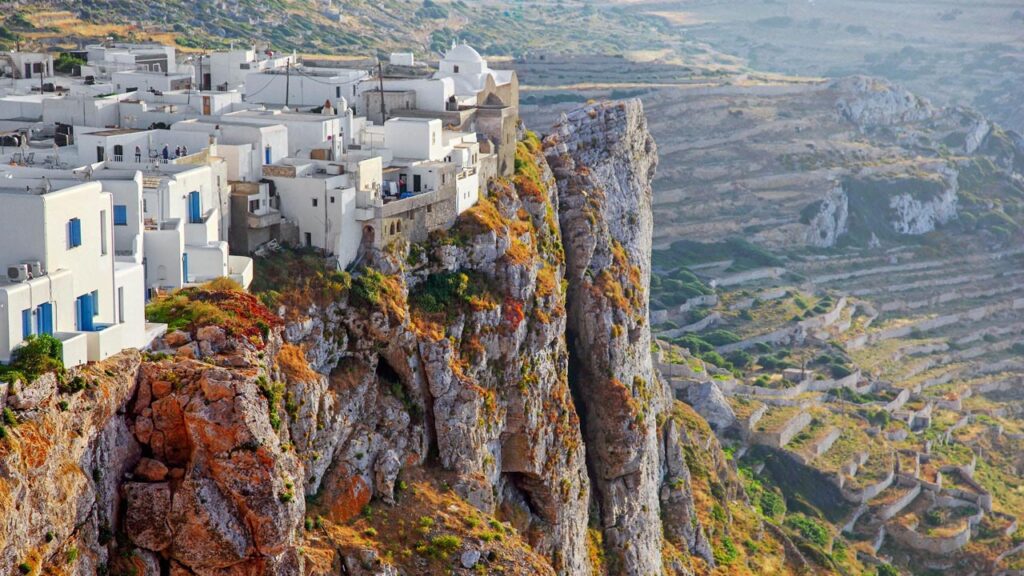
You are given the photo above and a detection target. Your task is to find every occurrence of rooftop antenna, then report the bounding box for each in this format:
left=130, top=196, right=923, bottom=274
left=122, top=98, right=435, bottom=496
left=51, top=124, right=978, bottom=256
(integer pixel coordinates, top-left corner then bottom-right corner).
left=284, top=56, right=291, bottom=111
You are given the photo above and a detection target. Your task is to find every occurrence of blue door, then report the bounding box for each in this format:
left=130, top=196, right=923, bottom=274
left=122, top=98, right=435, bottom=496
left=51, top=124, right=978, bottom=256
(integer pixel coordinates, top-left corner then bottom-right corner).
left=264, top=145, right=272, bottom=165
left=76, top=294, right=94, bottom=331
left=182, top=253, right=189, bottom=284
left=188, top=191, right=201, bottom=223
left=36, top=303, right=53, bottom=335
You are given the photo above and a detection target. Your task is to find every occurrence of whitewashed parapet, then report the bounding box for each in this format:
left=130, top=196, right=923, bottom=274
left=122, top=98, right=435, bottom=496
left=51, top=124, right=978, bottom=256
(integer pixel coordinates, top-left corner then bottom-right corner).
left=660, top=312, right=722, bottom=338
left=843, top=468, right=896, bottom=504
left=712, top=267, right=785, bottom=287
left=877, top=483, right=922, bottom=521
left=887, top=517, right=972, bottom=556
left=750, top=410, right=812, bottom=449
left=718, top=297, right=848, bottom=354
left=883, top=388, right=911, bottom=413
left=810, top=427, right=842, bottom=458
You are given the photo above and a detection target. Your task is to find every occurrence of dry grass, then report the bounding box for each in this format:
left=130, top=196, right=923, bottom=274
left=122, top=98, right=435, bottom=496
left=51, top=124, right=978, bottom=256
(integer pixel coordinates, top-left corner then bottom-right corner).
left=277, top=343, right=318, bottom=383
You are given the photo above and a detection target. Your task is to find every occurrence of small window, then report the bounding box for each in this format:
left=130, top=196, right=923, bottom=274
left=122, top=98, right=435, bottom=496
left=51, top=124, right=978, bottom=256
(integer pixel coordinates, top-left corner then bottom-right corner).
left=312, top=198, right=318, bottom=207
left=68, top=218, right=82, bottom=248
left=453, top=65, right=460, bottom=73
left=330, top=196, right=335, bottom=204
left=336, top=86, right=341, bottom=99
left=114, top=204, right=128, bottom=226
left=91, top=290, right=100, bottom=316
left=249, top=199, right=260, bottom=212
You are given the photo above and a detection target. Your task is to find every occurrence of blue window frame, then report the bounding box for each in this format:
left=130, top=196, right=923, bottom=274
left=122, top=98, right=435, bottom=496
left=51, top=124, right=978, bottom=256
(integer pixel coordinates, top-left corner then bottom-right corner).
left=188, top=191, right=201, bottom=223
left=21, top=309, right=31, bottom=339
left=68, top=218, right=82, bottom=248
left=36, top=302, right=53, bottom=335
left=113, top=204, right=128, bottom=226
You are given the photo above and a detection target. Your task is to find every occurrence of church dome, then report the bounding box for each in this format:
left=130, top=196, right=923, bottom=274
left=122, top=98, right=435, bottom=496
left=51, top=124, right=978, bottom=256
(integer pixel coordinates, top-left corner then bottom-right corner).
left=444, top=44, right=483, bottom=64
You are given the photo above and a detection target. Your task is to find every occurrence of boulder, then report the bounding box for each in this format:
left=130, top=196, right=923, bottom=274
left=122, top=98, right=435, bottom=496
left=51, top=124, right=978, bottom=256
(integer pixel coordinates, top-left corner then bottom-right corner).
left=125, top=482, right=173, bottom=552
left=134, top=458, right=170, bottom=482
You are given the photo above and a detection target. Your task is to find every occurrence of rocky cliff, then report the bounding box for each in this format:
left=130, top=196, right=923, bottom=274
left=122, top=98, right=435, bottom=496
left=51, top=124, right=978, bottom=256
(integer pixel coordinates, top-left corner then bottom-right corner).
left=0, top=101, right=795, bottom=576
left=546, top=102, right=669, bottom=574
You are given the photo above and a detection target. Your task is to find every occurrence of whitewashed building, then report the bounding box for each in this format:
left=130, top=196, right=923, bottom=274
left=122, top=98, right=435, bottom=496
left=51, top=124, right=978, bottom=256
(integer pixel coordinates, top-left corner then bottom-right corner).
left=0, top=171, right=157, bottom=368
left=244, top=65, right=367, bottom=109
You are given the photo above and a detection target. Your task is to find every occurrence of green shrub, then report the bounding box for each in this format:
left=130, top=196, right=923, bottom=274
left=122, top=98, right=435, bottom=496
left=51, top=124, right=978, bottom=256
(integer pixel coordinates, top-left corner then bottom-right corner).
left=759, top=490, right=786, bottom=519
left=0, top=334, right=64, bottom=385
left=713, top=536, right=739, bottom=565
left=876, top=563, right=900, bottom=576
left=2, top=407, right=17, bottom=427
left=785, top=515, right=830, bottom=548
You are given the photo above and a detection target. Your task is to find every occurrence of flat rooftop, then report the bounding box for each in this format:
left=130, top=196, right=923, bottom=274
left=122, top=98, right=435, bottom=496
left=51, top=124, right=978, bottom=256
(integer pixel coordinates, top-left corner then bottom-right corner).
left=88, top=128, right=147, bottom=137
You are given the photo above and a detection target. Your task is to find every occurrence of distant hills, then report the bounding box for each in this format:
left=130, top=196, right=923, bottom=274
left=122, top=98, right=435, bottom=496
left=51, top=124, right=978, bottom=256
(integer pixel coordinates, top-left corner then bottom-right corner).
left=3, top=0, right=677, bottom=58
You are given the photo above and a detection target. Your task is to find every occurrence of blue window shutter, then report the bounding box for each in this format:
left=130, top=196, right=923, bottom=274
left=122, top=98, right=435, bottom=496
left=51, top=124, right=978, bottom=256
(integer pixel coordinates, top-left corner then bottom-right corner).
left=68, top=218, right=81, bottom=247
left=77, top=294, right=94, bottom=331
left=21, top=309, right=31, bottom=339
left=113, top=205, right=128, bottom=226
left=37, top=303, right=53, bottom=335
left=188, top=191, right=201, bottom=223
left=265, top=145, right=271, bottom=165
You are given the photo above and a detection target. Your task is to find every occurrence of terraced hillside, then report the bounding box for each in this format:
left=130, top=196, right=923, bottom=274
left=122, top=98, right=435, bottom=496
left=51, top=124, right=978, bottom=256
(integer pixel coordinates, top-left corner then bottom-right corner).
left=657, top=215, right=1024, bottom=573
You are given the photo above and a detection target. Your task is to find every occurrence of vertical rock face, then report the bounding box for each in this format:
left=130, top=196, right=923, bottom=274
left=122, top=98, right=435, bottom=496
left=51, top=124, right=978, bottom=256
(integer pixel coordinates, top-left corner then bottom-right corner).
left=278, top=140, right=592, bottom=575
left=0, top=352, right=142, bottom=576
left=0, top=100, right=779, bottom=576
left=546, top=100, right=668, bottom=575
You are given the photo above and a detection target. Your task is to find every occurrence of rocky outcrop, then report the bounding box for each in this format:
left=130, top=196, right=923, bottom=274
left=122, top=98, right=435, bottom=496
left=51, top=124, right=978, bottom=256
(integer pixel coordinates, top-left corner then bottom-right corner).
left=0, top=352, right=142, bottom=575
left=805, top=184, right=850, bottom=248
left=272, top=136, right=592, bottom=575
left=834, top=75, right=935, bottom=129
left=887, top=166, right=959, bottom=235
left=546, top=100, right=669, bottom=574
left=680, top=381, right=737, bottom=433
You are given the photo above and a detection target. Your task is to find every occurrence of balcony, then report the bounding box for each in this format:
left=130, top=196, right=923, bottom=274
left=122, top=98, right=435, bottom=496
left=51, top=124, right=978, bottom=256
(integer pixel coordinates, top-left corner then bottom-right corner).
left=247, top=208, right=283, bottom=230
left=85, top=323, right=125, bottom=363
left=227, top=255, right=254, bottom=289
left=54, top=331, right=88, bottom=368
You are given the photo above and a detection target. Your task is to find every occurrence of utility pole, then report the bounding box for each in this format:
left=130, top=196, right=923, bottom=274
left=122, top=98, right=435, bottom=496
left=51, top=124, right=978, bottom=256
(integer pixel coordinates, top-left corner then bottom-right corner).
left=377, top=60, right=386, bottom=123
left=285, top=58, right=291, bottom=109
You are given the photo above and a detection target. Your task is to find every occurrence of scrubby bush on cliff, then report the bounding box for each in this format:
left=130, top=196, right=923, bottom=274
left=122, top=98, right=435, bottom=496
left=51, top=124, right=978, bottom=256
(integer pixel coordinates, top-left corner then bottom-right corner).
left=145, top=281, right=280, bottom=346
left=0, top=334, right=63, bottom=385
left=785, top=514, right=831, bottom=548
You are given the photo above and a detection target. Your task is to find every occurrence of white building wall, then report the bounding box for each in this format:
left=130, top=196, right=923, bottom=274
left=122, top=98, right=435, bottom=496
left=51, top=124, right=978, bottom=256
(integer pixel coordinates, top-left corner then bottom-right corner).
left=43, top=95, right=122, bottom=127
left=244, top=69, right=367, bottom=108
left=384, top=118, right=443, bottom=160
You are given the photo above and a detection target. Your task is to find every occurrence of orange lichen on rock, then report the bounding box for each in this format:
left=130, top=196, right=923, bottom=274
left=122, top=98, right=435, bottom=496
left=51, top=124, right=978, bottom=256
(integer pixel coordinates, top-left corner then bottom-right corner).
left=277, top=343, right=318, bottom=383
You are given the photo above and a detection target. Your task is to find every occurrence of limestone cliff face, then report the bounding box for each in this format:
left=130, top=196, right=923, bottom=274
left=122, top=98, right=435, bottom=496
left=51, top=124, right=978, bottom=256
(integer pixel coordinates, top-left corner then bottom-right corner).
left=0, top=101, right=769, bottom=576
left=805, top=184, right=850, bottom=248
left=274, top=138, right=591, bottom=575
left=546, top=101, right=669, bottom=575
left=0, top=352, right=141, bottom=575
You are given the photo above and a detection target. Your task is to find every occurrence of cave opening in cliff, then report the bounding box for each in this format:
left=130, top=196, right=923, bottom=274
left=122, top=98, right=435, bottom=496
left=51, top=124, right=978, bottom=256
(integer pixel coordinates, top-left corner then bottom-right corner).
left=376, top=357, right=401, bottom=388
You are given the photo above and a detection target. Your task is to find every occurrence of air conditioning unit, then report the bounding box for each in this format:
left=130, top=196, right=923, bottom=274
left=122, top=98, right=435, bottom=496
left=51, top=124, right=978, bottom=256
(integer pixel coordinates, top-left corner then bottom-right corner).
left=21, top=261, right=43, bottom=277
left=7, top=265, right=29, bottom=283
left=326, top=164, right=342, bottom=175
